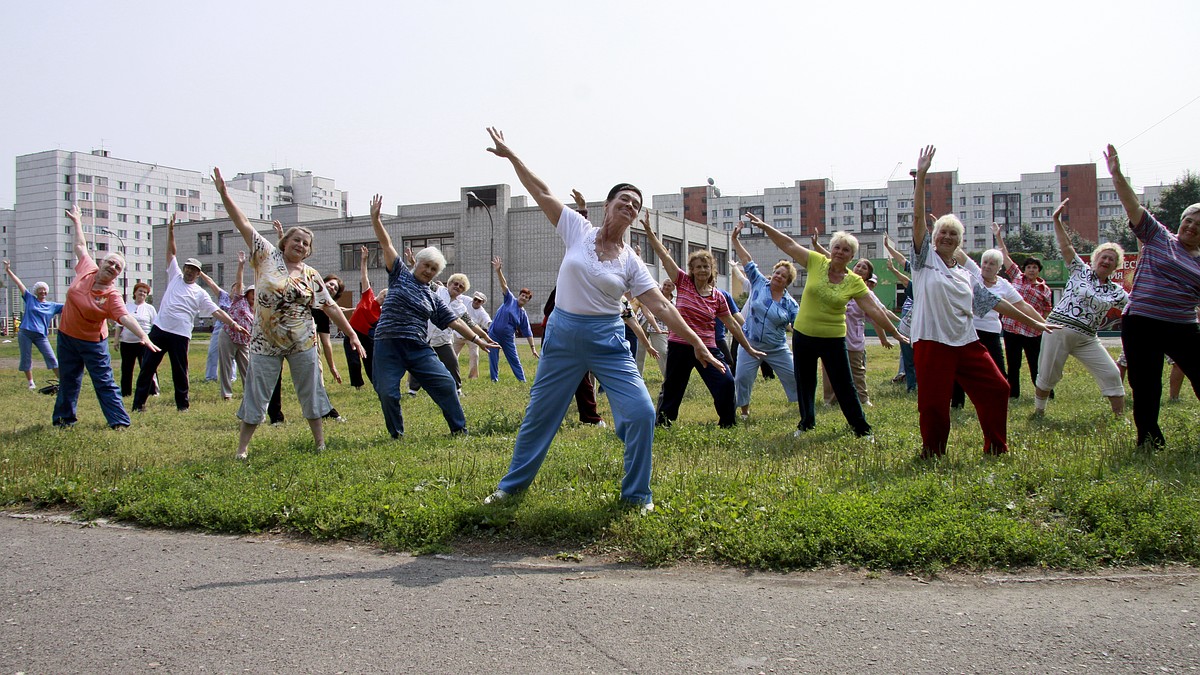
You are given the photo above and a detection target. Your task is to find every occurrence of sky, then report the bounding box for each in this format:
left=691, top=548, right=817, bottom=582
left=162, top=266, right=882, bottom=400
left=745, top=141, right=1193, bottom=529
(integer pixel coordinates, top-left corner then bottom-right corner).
left=3, top=0, right=1198, bottom=215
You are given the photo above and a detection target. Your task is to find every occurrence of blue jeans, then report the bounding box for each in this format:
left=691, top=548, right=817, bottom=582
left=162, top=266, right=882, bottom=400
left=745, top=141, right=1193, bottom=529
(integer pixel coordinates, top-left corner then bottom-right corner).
left=734, top=338, right=797, bottom=407
left=18, top=329, right=58, bottom=373
left=488, top=330, right=526, bottom=382
left=373, top=338, right=466, bottom=438
left=900, top=339, right=917, bottom=392
left=54, top=332, right=130, bottom=428
left=205, top=323, right=222, bottom=381
left=498, top=309, right=655, bottom=504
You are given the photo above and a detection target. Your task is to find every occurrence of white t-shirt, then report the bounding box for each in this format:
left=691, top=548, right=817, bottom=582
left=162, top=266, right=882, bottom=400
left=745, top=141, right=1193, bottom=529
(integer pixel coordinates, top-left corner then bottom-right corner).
left=909, top=239, right=1000, bottom=347
left=120, top=300, right=158, bottom=344
left=552, top=208, right=658, bottom=315
left=427, top=286, right=470, bottom=348
left=465, top=303, right=491, bottom=330
left=153, top=257, right=220, bottom=338
left=961, top=258, right=1022, bottom=334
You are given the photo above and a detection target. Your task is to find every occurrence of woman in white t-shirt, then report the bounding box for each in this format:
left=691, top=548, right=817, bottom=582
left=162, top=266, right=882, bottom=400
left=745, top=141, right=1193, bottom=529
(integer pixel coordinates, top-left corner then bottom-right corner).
left=117, top=281, right=158, bottom=398
left=482, top=127, right=722, bottom=511
left=950, top=248, right=1037, bottom=408
left=910, top=146, right=1057, bottom=458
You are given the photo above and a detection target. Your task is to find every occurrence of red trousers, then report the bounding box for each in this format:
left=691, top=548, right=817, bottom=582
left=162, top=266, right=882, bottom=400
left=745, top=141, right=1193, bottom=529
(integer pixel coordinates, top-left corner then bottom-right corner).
left=914, top=339, right=1010, bottom=456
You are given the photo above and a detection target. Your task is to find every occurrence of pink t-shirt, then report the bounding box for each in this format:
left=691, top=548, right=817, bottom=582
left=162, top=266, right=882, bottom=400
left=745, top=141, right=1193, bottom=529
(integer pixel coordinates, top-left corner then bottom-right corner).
left=58, top=254, right=128, bottom=342
left=668, top=269, right=730, bottom=348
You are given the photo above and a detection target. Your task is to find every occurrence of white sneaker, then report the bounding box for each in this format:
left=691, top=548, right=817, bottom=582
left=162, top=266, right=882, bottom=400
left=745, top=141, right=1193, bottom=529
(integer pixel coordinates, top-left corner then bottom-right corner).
left=483, top=489, right=510, bottom=505
left=28, top=381, right=36, bottom=390
left=740, top=412, right=749, bottom=422
left=639, top=502, right=655, bottom=516
left=596, top=420, right=608, bottom=428
left=406, top=389, right=419, bottom=397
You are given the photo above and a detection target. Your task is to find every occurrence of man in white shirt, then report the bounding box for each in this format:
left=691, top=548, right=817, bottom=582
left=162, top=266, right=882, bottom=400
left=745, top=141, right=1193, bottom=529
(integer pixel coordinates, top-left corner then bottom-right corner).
left=132, top=216, right=246, bottom=412
left=454, top=292, right=492, bottom=379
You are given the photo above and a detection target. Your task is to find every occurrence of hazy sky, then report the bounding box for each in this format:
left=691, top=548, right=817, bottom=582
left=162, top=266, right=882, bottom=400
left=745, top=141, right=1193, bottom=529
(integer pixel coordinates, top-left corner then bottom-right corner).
left=3, top=0, right=1197, bottom=215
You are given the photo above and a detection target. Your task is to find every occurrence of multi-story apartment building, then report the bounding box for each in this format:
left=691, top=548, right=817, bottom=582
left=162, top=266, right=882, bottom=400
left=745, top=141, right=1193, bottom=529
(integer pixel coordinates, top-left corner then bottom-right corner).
left=654, top=162, right=1161, bottom=259
left=11, top=149, right=347, bottom=303
left=160, top=184, right=731, bottom=331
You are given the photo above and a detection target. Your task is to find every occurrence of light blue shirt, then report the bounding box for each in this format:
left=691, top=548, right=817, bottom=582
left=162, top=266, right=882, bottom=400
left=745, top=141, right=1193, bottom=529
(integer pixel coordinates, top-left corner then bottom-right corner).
left=741, top=261, right=798, bottom=347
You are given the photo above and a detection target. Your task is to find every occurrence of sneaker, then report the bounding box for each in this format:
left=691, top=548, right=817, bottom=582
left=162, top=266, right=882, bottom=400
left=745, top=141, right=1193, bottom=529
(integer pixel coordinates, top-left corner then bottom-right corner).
left=456, top=388, right=464, bottom=398
left=740, top=413, right=749, bottom=422
left=891, top=373, right=905, bottom=384
left=483, top=489, right=510, bottom=505
left=27, top=381, right=36, bottom=390
left=639, top=501, right=655, bottom=516
left=406, top=389, right=419, bottom=397
left=793, top=429, right=805, bottom=438
left=332, top=415, right=348, bottom=423
left=596, top=420, right=607, bottom=428
left=235, top=450, right=248, bottom=461
left=315, top=444, right=326, bottom=453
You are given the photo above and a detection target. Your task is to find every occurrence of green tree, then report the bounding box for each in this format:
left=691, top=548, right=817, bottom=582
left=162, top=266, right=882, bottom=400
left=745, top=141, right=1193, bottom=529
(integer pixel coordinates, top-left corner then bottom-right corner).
left=1101, top=217, right=1139, bottom=253
left=1001, top=223, right=1058, bottom=260
left=1150, top=171, right=1200, bottom=231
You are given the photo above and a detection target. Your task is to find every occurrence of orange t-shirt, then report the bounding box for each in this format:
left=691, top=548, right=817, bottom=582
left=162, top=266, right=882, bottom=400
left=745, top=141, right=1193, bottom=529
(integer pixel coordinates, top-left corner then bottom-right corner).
left=58, top=254, right=129, bottom=342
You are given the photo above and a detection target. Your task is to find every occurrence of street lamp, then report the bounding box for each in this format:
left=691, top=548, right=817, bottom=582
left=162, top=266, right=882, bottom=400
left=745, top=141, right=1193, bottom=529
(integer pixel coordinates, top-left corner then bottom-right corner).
left=97, top=228, right=128, bottom=300
left=466, top=191, right=495, bottom=304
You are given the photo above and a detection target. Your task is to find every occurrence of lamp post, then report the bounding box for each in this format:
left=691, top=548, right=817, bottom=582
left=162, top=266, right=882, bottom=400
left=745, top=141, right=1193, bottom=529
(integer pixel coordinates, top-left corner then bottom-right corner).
left=466, top=191, right=495, bottom=305
left=97, top=228, right=128, bottom=300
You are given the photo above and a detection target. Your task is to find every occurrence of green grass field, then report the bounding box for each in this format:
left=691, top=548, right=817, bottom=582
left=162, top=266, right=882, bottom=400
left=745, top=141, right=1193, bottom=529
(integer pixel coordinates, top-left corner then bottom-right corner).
left=1, top=336, right=1197, bottom=572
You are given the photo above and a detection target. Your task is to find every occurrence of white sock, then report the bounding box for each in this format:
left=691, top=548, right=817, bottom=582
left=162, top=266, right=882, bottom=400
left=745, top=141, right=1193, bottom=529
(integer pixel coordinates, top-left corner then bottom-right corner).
left=1033, top=395, right=1048, bottom=411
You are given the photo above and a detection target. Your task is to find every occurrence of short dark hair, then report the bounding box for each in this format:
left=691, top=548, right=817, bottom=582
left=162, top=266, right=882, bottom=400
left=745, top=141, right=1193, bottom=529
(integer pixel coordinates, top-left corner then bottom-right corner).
left=1021, top=257, right=1043, bottom=272
left=606, top=183, right=642, bottom=204
left=519, top=287, right=533, bottom=298
left=323, top=274, right=345, bottom=298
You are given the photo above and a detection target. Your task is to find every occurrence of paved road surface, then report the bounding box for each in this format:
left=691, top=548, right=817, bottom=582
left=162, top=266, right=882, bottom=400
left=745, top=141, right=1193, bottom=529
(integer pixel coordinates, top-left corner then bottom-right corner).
left=2, top=513, right=1196, bottom=673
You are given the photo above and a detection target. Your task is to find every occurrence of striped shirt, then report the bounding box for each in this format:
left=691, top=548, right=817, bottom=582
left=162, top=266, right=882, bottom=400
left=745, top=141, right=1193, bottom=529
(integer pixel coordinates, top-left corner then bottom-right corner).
left=1125, top=211, right=1200, bottom=323
left=668, top=269, right=729, bottom=348
left=1001, top=263, right=1052, bottom=337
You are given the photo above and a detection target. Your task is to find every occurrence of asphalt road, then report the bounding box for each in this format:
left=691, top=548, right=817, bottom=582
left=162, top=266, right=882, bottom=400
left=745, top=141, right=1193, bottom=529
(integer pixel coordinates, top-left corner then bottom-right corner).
left=2, top=513, right=1197, bottom=673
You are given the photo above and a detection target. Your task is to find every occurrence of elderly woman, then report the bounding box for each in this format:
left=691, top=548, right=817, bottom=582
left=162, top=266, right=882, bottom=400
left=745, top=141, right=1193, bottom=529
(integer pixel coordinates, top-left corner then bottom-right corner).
left=1032, top=198, right=1129, bottom=417
left=1105, top=144, right=1200, bottom=447
left=55, top=205, right=159, bottom=428
left=213, top=168, right=364, bottom=459
left=641, top=215, right=763, bottom=428
left=116, top=282, right=158, bottom=397
left=482, top=127, right=722, bottom=510
left=369, top=194, right=498, bottom=439
left=410, top=271, right=490, bottom=396
left=910, top=146, right=1056, bottom=457
left=949, top=247, right=1037, bottom=409
left=729, top=222, right=799, bottom=420
left=750, top=214, right=904, bottom=437
left=4, top=260, right=64, bottom=390
left=216, top=251, right=253, bottom=401
left=991, top=224, right=1053, bottom=399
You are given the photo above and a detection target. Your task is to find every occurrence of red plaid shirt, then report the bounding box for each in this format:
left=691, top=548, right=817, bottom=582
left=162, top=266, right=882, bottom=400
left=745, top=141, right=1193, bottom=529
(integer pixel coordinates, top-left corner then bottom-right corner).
left=1002, top=262, right=1053, bottom=336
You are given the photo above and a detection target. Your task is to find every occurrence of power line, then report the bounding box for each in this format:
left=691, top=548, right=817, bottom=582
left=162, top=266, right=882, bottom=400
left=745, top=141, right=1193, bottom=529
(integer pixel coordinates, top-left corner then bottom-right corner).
left=1119, top=92, right=1200, bottom=148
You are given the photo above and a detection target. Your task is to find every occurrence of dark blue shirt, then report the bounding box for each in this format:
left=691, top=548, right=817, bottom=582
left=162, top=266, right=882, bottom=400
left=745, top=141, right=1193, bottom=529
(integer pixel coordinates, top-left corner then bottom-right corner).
left=374, top=261, right=455, bottom=342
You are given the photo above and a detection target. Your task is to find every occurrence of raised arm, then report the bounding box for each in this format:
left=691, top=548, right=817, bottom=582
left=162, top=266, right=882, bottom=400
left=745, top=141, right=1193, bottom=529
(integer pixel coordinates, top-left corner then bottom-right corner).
left=165, top=213, right=177, bottom=262
left=67, top=204, right=88, bottom=262
left=358, top=245, right=371, bottom=292
left=731, top=222, right=752, bottom=265
left=212, top=168, right=259, bottom=250
left=485, top=127, right=564, bottom=226
left=3, top=260, right=27, bottom=295
left=570, top=189, right=588, bottom=218
left=990, top=222, right=1018, bottom=270
left=1052, top=198, right=1076, bottom=262
left=640, top=213, right=681, bottom=281
left=745, top=212, right=810, bottom=267
left=885, top=258, right=910, bottom=286
left=809, top=233, right=829, bottom=257
left=231, top=250, right=246, bottom=297
left=883, top=234, right=907, bottom=268
left=492, top=256, right=511, bottom=296
left=198, top=270, right=223, bottom=297
left=913, top=145, right=935, bottom=252
left=370, top=194, right=400, bottom=272
left=1103, top=144, right=1147, bottom=225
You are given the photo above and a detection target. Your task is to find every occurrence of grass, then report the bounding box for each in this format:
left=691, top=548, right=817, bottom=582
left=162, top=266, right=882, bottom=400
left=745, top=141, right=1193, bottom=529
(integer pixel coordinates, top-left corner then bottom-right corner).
left=1, top=335, right=1197, bottom=572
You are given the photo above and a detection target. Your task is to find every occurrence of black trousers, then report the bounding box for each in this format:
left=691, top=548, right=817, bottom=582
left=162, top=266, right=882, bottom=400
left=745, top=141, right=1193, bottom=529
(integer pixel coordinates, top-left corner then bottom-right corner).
left=1122, top=314, right=1200, bottom=447
left=343, top=329, right=375, bottom=387
left=656, top=341, right=737, bottom=428
left=1002, top=330, right=1042, bottom=398
left=119, top=341, right=157, bottom=398
left=132, top=326, right=190, bottom=411
left=793, top=331, right=870, bottom=436
left=952, top=329, right=1005, bottom=408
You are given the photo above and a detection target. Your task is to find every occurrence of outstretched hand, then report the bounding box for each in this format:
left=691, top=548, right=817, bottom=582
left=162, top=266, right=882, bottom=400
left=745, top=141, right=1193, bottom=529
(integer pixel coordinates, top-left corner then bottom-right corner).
left=696, top=346, right=727, bottom=374
left=732, top=222, right=744, bottom=240
left=1053, top=198, right=1070, bottom=222
left=570, top=189, right=586, bottom=210
left=917, top=145, right=936, bottom=174
left=370, top=194, right=383, bottom=221
left=485, top=127, right=513, bottom=159
left=212, top=167, right=227, bottom=195
left=360, top=245, right=369, bottom=263
left=237, top=250, right=246, bottom=264
left=272, top=220, right=284, bottom=239
left=142, top=336, right=162, bottom=353
left=65, top=204, right=82, bottom=226
left=168, top=213, right=176, bottom=228
left=640, top=212, right=652, bottom=233
left=491, top=255, right=503, bottom=272
left=744, top=212, right=766, bottom=227
left=1103, top=144, right=1121, bottom=177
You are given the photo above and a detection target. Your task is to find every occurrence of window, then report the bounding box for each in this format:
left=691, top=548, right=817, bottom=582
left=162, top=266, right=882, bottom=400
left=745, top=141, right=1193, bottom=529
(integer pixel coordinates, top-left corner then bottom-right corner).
left=662, top=236, right=683, bottom=265
left=189, top=205, right=200, bottom=213
left=157, top=187, right=168, bottom=196
left=117, top=181, right=127, bottom=190
left=176, top=188, right=187, bottom=197
left=95, top=193, right=108, bottom=204
left=188, top=189, right=200, bottom=199
left=400, top=234, right=456, bottom=271
left=94, top=176, right=108, bottom=187
left=773, top=218, right=792, bottom=230
left=723, top=222, right=734, bottom=230
left=64, top=174, right=72, bottom=184
left=134, top=216, right=141, bottom=224
left=134, top=230, right=141, bottom=239
left=133, top=183, right=141, bottom=192
left=77, top=174, right=93, bottom=184
left=116, top=197, right=127, bottom=207
left=973, top=196, right=986, bottom=205
left=773, top=205, right=792, bottom=215
left=973, top=210, right=986, bottom=219
left=117, top=214, right=128, bottom=223
left=159, top=202, right=168, bottom=211
left=630, top=231, right=655, bottom=264
left=1032, top=192, right=1054, bottom=203
left=78, top=191, right=92, bottom=202
left=197, top=232, right=213, bottom=255
left=117, top=229, right=127, bottom=238
left=63, top=191, right=71, bottom=201
left=217, top=230, right=234, bottom=254
left=842, top=202, right=853, bottom=211
left=175, top=203, right=187, bottom=212
left=723, top=209, right=734, bottom=218
left=340, top=242, right=385, bottom=270
left=81, top=209, right=93, bottom=218
left=843, top=215, right=853, bottom=226
left=712, top=248, right=728, bottom=276
left=959, top=197, right=967, bottom=206
left=96, top=242, right=109, bottom=252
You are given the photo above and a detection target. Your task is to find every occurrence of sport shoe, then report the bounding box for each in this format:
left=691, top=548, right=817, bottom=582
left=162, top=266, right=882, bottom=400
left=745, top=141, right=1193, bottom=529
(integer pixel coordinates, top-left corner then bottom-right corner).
left=27, top=381, right=36, bottom=390
left=315, top=444, right=326, bottom=453
left=406, top=389, right=418, bottom=397
left=740, top=412, right=749, bottom=422
left=483, top=489, right=510, bottom=505
left=332, top=415, right=348, bottom=423
left=639, top=501, right=655, bottom=516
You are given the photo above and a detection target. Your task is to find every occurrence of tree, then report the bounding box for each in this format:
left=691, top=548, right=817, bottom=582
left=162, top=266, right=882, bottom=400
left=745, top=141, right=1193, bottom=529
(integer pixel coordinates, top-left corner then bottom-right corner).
left=1101, top=217, right=1139, bottom=253
left=1151, top=171, right=1200, bottom=231
left=1001, top=223, right=1059, bottom=260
